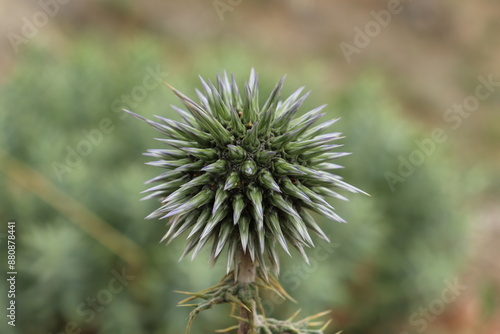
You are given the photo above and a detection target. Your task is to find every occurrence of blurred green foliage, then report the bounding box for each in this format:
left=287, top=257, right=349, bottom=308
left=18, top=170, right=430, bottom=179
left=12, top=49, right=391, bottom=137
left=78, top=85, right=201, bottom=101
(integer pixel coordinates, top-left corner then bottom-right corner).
left=0, top=34, right=466, bottom=334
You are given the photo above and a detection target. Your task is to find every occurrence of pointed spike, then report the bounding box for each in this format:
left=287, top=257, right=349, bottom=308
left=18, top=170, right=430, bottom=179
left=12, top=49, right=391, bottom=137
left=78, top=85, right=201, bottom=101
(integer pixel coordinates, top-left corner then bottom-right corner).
left=241, top=121, right=260, bottom=152
left=180, top=173, right=212, bottom=190
left=301, top=118, right=340, bottom=139
left=166, top=188, right=215, bottom=217
left=231, top=74, right=243, bottom=110
left=154, top=115, right=212, bottom=144
left=289, top=215, right=315, bottom=247
left=257, top=170, right=281, bottom=193
left=169, top=210, right=200, bottom=242
left=238, top=215, right=250, bottom=252
left=313, top=187, right=349, bottom=201
left=226, top=239, right=237, bottom=273
left=214, top=223, right=233, bottom=257
left=160, top=213, right=186, bottom=243
left=273, top=91, right=311, bottom=133
left=200, top=204, right=228, bottom=240
left=213, top=186, right=229, bottom=214
left=246, top=184, right=264, bottom=227
left=257, top=223, right=265, bottom=254
left=288, top=104, right=327, bottom=131
left=299, top=207, right=330, bottom=242
left=268, top=239, right=280, bottom=274
left=266, top=210, right=291, bottom=256
left=247, top=233, right=256, bottom=262
left=180, top=147, right=219, bottom=161
left=145, top=170, right=184, bottom=185
left=269, top=193, right=301, bottom=218
left=273, top=158, right=306, bottom=176
left=179, top=230, right=202, bottom=261
left=201, top=159, right=227, bottom=174
left=232, top=194, right=246, bottom=225
left=276, top=86, right=305, bottom=117
left=191, top=229, right=214, bottom=260
left=167, top=84, right=232, bottom=146
left=188, top=208, right=212, bottom=239
left=144, top=149, right=187, bottom=160
left=287, top=309, right=302, bottom=322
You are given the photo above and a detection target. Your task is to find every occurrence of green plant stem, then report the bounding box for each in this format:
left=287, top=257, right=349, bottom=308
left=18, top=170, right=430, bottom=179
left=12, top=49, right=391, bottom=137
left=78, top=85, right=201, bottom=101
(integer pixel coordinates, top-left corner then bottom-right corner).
left=237, top=250, right=256, bottom=334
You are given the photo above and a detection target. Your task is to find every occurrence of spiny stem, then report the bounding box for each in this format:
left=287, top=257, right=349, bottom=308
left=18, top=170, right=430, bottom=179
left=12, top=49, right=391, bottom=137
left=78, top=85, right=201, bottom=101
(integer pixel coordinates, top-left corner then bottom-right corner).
left=237, top=250, right=256, bottom=334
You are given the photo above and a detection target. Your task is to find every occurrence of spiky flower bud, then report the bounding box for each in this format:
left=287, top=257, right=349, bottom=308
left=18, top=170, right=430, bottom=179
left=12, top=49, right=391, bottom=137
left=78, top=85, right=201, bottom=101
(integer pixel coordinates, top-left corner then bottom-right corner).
left=128, top=70, right=364, bottom=274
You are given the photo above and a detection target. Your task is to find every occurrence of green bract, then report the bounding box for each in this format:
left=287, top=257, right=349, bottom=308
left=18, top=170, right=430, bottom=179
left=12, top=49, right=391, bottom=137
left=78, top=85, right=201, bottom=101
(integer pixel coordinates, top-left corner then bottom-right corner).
left=127, top=70, right=364, bottom=274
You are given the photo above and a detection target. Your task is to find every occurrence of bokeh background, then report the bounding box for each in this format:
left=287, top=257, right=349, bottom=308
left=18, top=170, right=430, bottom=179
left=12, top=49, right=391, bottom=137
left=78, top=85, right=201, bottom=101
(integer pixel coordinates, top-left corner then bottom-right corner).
left=1, top=1, right=499, bottom=333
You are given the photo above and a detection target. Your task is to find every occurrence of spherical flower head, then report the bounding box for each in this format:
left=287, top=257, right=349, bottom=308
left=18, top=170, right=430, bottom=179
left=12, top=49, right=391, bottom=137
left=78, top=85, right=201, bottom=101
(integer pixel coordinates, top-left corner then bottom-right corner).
left=128, top=70, right=364, bottom=274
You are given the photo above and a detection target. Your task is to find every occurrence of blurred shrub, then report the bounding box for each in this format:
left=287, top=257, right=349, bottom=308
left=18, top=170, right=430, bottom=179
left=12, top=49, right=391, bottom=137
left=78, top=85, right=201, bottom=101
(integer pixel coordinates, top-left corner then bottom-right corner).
left=278, top=75, right=467, bottom=333
left=0, top=36, right=466, bottom=334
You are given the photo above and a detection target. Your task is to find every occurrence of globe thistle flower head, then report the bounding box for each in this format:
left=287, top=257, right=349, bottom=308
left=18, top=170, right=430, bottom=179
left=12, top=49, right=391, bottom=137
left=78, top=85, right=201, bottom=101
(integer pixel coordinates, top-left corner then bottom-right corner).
left=127, top=69, right=364, bottom=274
